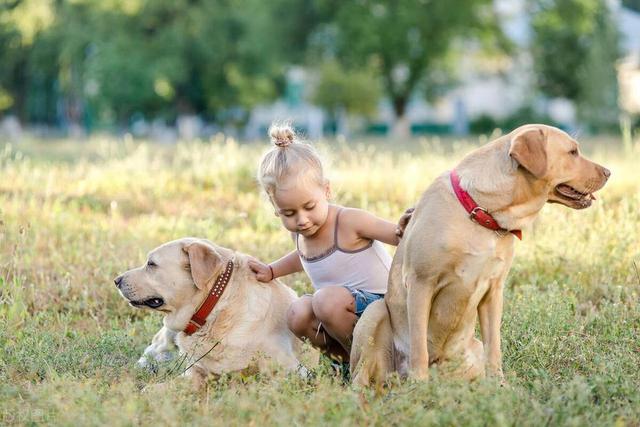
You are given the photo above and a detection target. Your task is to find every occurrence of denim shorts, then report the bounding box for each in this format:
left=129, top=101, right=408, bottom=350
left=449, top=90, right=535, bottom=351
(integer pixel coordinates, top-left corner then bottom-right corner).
left=304, top=288, right=385, bottom=317
left=347, top=288, right=385, bottom=317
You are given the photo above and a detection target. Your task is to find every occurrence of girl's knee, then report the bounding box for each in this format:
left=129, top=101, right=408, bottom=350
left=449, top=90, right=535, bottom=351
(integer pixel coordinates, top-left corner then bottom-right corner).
left=287, top=296, right=314, bottom=336
left=312, top=287, right=354, bottom=323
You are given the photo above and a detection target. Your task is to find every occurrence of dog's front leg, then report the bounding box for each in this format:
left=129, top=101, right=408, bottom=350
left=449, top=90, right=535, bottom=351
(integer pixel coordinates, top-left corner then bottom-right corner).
left=407, top=272, right=434, bottom=380
left=478, top=278, right=505, bottom=379
left=138, top=326, right=178, bottom=369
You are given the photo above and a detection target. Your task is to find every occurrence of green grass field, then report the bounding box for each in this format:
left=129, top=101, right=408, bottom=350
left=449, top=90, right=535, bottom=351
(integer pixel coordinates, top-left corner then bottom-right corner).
left=1, top=134, right=639, bottom=426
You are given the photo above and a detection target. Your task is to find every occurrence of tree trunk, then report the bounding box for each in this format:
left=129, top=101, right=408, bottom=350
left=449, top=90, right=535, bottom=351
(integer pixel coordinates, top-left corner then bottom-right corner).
left=390, top=95, right=410, bottom=138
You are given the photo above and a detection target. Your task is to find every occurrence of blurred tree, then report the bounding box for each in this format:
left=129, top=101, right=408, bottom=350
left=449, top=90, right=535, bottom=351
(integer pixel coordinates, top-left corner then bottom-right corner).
left=1, top=0, right=511, bottom=133
left=311, top=60, right=381, bottom=135
left=0, top=0, right=57, bottom=122
left=530, top=0, right=620, bottom=131
left=1, top=0, right=321, bottom=128
left=530, top=0, right=598, bottom=100
left=83, top=0, right=289, bottom=126
left=269, top=0, right=326, bottom=65
left=0, top=14, right=24, bottom=117
left=312, top=0, right=502, bottom=137
left=576, top=5, right=620, bottom=131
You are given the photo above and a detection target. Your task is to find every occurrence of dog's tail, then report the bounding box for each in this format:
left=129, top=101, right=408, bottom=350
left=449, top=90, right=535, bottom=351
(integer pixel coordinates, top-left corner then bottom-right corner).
left=350, top=299, right=394, bottom=387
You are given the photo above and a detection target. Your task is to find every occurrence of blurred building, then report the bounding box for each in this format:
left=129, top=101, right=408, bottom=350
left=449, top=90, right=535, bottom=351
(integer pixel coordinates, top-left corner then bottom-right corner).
left=245, top=0, right=640, bottom=138
left=381, top=0, right=640, bottom=135
left=617, top=5, right=640, bottom=116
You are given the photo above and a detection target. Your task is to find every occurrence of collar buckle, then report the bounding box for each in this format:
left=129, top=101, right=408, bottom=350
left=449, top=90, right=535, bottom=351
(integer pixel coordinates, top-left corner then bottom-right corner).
left=494, top=228, right=509, bottom=238
left=469, top=206, right=488, bottom=223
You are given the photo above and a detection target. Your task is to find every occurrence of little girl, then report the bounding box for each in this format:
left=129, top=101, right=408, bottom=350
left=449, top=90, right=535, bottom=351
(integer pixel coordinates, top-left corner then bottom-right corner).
left=248, top=123, right=410, bottom=364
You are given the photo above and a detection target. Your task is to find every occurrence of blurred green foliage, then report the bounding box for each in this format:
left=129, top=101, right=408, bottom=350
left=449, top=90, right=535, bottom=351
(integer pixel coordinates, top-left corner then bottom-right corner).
left=311, top=60, right=381, bottom=118
left=530, top=0, right=620, bottom=132
left=0, top=0, right=505, bottom=128
left=0, top=0, right=627, bottom=132
left=311, top=0, right=503, bottom=121
left=0, top=0, right=317, bottom=126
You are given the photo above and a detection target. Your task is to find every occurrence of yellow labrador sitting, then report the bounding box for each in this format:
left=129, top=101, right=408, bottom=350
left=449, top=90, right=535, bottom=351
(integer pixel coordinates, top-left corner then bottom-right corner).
left=351, top=124, right=610, bottom=385
left=114, top=238, right=305, bottom=385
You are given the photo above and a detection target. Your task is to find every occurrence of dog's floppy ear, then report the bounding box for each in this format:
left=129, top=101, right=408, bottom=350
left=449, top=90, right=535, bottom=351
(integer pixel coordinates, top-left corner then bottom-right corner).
left=509, top=128, right=548, bottom=179
left=182, top=241, right=223, bottom=290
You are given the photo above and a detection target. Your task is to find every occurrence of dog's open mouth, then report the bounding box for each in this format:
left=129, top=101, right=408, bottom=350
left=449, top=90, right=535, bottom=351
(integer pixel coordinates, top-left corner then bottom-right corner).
left=553, top=183, right=595, bottom=209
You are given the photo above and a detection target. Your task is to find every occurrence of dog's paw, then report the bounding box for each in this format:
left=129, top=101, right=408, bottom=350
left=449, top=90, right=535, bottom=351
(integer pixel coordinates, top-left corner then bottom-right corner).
left=137, top=350, right=176, bottom=371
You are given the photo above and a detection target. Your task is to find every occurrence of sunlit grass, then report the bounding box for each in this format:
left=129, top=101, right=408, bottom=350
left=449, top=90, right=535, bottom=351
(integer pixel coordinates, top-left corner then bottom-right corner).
left=0, top=134, right=638, bottom=425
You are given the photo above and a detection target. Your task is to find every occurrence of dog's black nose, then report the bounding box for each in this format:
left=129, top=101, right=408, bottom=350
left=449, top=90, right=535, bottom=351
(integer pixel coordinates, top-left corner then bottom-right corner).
left=114, top=275, right=124, bottom=288
left=602, top=167, right=611, bottom=179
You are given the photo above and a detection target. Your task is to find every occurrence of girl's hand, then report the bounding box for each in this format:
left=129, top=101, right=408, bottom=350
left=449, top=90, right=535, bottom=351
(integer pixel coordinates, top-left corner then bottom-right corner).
left=248, top=257, right=274, bottom=282
left=396, top=207, right=415, bottom=239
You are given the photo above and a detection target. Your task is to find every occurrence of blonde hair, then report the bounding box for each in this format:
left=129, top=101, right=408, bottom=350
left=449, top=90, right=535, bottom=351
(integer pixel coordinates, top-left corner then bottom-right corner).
left=257, top=122, right=326, bottom=198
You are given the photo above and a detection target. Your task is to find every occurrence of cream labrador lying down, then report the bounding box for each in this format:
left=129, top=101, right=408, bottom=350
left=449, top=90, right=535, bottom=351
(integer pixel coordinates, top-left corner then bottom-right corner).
left=351, top=124, right=610, bottom=385
left=115, top=238, right=307, bottom=385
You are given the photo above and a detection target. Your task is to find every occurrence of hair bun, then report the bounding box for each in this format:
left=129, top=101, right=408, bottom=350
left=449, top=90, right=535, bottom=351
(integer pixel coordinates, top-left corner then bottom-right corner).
left=269, top=124, right=295, bottom=148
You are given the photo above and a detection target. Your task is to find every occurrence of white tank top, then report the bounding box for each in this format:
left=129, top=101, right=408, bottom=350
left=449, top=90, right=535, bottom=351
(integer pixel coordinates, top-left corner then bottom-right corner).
left=297, top=209, right=392, bottom=294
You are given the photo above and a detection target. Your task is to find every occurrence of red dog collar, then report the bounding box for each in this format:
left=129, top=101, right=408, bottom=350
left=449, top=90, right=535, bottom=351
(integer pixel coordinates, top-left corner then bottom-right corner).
left=450, top=170, right=522, bottom=240
left=184, top=260, right=234, bottom=335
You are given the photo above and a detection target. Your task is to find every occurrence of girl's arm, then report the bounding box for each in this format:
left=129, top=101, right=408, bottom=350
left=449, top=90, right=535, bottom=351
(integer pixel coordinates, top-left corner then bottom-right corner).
left=248, top=249, right=303, bottom=282
left=271, top=249, right=304, bottom=278
left=341, top=207, right=413, bottom=246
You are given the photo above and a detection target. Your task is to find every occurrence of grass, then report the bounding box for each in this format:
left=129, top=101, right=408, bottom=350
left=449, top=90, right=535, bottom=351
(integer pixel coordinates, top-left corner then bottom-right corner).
left=0, top=133, right=639, bottom=426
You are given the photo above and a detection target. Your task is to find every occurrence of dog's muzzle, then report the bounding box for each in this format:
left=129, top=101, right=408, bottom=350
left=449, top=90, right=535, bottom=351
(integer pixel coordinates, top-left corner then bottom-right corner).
left=114, top=275, right=165, bottom=309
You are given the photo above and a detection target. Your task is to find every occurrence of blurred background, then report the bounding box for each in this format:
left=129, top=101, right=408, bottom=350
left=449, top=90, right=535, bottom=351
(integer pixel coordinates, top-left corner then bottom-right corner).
left=0, top=0, right=639, bottom=143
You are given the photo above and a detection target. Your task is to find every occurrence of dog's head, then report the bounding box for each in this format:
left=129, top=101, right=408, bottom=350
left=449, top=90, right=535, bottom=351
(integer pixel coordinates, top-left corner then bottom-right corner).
left=114, top=238, right=230, bottom=313
left=508, top=125, right=610, bottom=209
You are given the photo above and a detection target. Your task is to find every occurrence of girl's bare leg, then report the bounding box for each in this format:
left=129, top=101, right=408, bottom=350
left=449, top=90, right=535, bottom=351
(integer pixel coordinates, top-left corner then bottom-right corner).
left=311, top=287, right=358, bottom=354
left=287, top=295, right=350, bottom=362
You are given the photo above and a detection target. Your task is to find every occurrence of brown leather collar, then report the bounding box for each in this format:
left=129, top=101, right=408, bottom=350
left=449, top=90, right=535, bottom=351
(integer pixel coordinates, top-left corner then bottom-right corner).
left=450, top=170, right=522, bottom=240
left=184, top=260, right=234, bottom=335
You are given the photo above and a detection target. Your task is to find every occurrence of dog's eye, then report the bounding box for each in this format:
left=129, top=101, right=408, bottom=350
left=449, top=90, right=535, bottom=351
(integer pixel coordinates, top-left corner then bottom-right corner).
left=569, top=149, right=578, bottom=156
left=147, top=260, right=157, bottom=267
